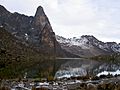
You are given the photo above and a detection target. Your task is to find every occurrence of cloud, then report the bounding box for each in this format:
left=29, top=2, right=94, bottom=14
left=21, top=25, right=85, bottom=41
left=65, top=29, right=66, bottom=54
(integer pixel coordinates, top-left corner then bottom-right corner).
left=1, top=0, right=120, bottom=43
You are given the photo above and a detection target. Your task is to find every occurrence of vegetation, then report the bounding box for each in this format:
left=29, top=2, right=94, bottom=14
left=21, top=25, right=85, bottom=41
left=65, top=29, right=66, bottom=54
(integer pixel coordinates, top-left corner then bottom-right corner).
left=0, top=27, right=63, bottom=79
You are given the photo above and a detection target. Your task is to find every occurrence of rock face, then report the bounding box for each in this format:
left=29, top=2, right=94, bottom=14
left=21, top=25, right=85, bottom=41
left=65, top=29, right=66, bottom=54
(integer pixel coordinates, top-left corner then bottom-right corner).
left=0, top=5, right=77, bottom=57
left=0, top=5, right=54, bottom=47
left=56, top=35, right=120, bottom=57
left=32, top=6, right=55, bottom=47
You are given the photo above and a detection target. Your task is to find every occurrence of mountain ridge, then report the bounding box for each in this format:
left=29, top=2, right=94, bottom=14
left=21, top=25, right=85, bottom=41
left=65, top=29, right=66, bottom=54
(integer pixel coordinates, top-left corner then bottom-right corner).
left=0, top=5, right=78, bottom=58
left=0, top=4, right=120, bottom=79
left=56, top=35, right=120, bottom=57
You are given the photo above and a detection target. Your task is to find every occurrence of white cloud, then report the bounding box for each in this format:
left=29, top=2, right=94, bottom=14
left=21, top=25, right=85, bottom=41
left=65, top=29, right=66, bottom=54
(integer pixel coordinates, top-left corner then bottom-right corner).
left=1, top=0, right=120, bottom=43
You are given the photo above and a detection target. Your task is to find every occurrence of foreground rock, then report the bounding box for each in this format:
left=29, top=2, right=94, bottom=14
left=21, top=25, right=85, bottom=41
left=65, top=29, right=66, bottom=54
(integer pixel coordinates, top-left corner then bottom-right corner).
left=1, top=77, right=120, bottom=90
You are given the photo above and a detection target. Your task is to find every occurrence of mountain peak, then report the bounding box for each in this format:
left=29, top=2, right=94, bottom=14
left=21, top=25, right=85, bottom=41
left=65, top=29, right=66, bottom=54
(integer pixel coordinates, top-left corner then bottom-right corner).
left=0, top=5, right=6, bottom=10
left=80, top=35, right=100, bottom=44
left=33, top=5, right=49, bottom=28
left=0, top=5, right=10, bottom=14
left=35, top=6, right=45, bottom=17
left=37, top=6, right=43, bottom=10
left=81, top=35, right=96, bottom=39
left=81, top=35, right=94, bottom=37
left=56, top=35, right=120, bottom=57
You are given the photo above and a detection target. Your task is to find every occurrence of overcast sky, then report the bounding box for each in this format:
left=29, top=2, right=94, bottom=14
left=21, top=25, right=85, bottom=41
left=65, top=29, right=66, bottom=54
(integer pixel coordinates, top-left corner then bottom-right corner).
left=1, top=0, right=120, bottom=43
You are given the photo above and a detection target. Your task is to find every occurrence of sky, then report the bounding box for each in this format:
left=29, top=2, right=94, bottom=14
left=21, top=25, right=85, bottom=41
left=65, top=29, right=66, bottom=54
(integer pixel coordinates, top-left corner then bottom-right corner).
left=1, top=0, right=120, bottom=43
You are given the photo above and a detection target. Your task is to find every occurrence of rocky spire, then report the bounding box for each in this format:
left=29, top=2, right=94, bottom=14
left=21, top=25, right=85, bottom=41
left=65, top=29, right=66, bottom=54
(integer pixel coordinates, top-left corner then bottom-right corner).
left=35, top=6, right=45, bottom=17
left=33, top=6, right=49, bottom=28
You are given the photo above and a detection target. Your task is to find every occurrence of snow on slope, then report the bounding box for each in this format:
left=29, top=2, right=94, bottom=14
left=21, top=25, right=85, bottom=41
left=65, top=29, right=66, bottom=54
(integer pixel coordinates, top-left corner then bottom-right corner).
left=56, top=35, right=92, bottom=49
left=56, top=35, right=120, bottom=52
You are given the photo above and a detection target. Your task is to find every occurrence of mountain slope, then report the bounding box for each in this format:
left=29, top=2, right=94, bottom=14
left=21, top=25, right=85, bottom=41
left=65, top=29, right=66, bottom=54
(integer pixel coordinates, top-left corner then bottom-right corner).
left=56, top=35, right=120, bottom=57
left=0, top=5, right=55, bottom=53
left=0, top=5, right=79, bottom=78
left=0, top=5, right=77, bottom=58
left=0, top=27, right=58, bottom=78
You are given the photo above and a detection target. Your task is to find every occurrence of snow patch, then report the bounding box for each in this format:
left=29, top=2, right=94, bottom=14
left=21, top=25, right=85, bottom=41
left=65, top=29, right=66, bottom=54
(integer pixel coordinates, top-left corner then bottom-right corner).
left=25, top=33, right=29, bottom=40
left=38, top=82, right=49, bottom=86
left=97, top=70, right=120, bottom=77
left=111, top=44, right=120, bottom=52
left=0, top=25, right=3, bottom=28
left=55, top=68, right=87, bottom=79
left=56, top=36, right=92, bottom=49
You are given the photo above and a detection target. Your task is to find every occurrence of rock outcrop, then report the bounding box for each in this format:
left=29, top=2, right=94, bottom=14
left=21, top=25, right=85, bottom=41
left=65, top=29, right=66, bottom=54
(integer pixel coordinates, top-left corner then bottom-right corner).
left=0, top=5, right=77, bottom=57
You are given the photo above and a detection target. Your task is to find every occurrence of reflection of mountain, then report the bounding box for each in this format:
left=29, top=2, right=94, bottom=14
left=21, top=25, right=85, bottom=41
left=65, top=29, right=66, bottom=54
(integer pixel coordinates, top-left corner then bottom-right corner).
left=55, top=58, right=120, bottom=79
left=56, top=35, right=120, bottom=57
left=0, top=5, right=78, bottom=78
left=0, top=4, right=120, bottom=79
left=55, top=35, right=120, bottom=78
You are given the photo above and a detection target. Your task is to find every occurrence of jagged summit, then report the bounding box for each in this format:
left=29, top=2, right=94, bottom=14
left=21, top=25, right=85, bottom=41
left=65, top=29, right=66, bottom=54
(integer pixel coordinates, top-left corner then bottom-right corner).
left=0, top=5, right=77, bottom=57
left=81, top=35, right=97, bottom=39
left=56, top=35, right=100, bottom=46
left=81, top=35, right=94, bottom=37
left=0, top=5, right=54, bottom=46
left=33, top=6, right=51, bottom=30
left=0, top=5, right=55, bottom=51
left=56, top=35, right=120, bottom=57
left=0, top=5, right=7, bottom=11
left=0, top=5, right=10, bottom=15
left=35, top=6, right=44, bottom=16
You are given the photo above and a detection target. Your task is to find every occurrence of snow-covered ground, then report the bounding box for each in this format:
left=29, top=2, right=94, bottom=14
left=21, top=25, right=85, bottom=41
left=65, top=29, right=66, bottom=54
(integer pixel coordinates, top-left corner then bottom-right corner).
left=97, top=69, right=120, bottom=77
left=56, top=69, right=120, bottom=79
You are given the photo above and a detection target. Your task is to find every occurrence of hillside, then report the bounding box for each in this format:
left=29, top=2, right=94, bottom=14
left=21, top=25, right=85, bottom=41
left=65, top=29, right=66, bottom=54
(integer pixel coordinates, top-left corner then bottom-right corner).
left=0, top=5, right=78, bottom=58
left=0, top=5, right=79, bottom=79
left=0, top=27, right=62, bottom=79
